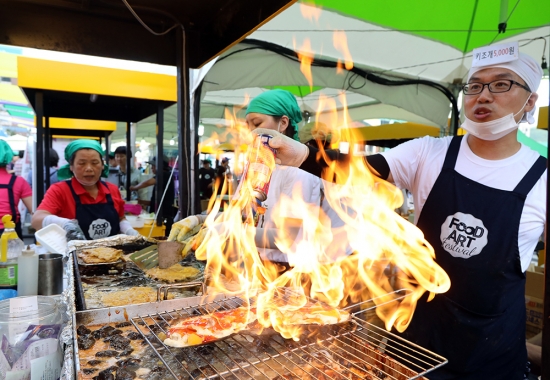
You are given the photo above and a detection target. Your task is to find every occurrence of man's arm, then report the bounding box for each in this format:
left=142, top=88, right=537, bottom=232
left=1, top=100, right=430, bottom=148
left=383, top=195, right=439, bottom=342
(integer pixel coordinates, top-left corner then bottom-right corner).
left=299, top=145, right=392, bottom=181
left=130, top=177, right=156, bottom=191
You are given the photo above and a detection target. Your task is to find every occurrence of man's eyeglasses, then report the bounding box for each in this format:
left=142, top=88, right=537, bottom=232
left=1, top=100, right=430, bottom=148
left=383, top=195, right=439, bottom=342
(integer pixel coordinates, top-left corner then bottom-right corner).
left=462, top=79, right=531, bottom=95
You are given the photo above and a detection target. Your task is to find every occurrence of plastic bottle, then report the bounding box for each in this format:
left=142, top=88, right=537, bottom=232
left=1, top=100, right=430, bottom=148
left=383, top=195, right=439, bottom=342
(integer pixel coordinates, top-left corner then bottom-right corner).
left=0, top=215, right=24, bottom=294
left=244, top=134, right=277, bottom=202
left=17, top=246, right=38, bottom=296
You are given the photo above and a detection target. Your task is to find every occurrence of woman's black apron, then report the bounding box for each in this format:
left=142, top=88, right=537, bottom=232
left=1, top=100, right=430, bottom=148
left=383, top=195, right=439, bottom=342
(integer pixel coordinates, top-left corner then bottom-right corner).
left=401, top=136, right=546, bottom=379
left=0, top=176, right=23, bottom=239
left=66, top=180, right=120, bottom=240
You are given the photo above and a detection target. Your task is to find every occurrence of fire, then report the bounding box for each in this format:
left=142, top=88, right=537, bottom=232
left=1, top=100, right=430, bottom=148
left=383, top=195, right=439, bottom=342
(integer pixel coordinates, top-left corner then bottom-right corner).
left=333, top=31, right=354, bottom=70
left=293, top=37, right=315, bottom=89
left=299, top=2, right=322, bottom=23
left=195, top=29, right=450, bottom=341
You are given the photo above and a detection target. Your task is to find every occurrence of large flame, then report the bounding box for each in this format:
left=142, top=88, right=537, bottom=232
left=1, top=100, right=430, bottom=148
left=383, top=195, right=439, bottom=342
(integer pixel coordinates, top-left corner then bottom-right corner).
left=195, top=28, right=450, bottom=341
left=299, top=2, right=322, bottom=23
left=333, top=31, right=354, bottom=71
left=293, top=37, right=315, bottom=89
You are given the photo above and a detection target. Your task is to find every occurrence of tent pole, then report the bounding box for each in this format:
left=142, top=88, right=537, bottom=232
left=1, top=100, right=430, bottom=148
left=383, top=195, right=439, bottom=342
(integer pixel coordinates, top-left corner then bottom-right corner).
left=156, top=104, right=164, bottom=228
left=449, top=84, right=461, bottom=136
left=542, top=53, right=550, bottom=379
left=176, top=27, right=192, bottom=218
left=126, top=121, right=131, bottom=202
left=35, top=92, right=44, bottom=205
left=192, top=81, right=203, bottom=213
left=104, top=132, right=110, bottom=163
left=44, top=117, right=50, bottom=190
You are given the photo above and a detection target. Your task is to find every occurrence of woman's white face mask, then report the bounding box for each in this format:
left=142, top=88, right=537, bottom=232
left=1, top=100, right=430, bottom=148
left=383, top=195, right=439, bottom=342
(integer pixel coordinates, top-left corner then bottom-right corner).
left=461, top=95, right=531, bottom=141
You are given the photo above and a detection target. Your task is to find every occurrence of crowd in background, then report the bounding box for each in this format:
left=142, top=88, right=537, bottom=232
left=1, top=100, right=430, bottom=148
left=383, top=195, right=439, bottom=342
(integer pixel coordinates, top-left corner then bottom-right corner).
left=0, top=141, right=234, bottom=240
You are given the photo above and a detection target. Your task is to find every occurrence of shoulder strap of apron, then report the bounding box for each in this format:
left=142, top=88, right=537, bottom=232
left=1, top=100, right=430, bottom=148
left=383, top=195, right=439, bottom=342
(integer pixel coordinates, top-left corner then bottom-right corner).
left=442, top=135, right=464, bottom=170
left=65, top=179, right=82, bottom=205
left=0, top=176, right=19, bottom=223
left=513, top=155, right=547, bottom=197
left=100, top=181, right=115, bottom=203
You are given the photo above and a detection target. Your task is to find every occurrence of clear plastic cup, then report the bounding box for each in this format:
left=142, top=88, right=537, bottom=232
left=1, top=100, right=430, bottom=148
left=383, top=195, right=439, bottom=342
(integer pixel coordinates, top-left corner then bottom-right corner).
left=0, top=296, right=61, bottom=344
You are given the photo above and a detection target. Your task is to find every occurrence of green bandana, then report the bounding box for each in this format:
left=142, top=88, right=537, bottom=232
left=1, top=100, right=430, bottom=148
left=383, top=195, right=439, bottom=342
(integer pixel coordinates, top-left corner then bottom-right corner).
left=0, top=140, right=14, bottom=167
left=57, top=139, right=109, bottom=180
left=245, top=90, right=302, bottom=141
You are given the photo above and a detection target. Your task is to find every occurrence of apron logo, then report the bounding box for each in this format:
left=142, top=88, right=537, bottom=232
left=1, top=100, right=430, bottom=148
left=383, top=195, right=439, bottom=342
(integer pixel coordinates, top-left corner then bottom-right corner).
left=440, top=212, right=488, bottom=258
left=88, top=218, right=112, bottom=240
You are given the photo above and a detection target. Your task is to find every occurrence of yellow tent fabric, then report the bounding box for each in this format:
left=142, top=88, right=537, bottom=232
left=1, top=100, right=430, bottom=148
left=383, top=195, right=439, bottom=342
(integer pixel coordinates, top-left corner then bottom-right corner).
left=349, top=122, right=441, bottom=141
left=0, top=83, right=28, bottom=105
left=0, top=52, right=17, bottom=78
left=200, top=143, right=248, bottom=154
left=537, top=106, right=548, bottom=130
left=17, top=56, right=177, bottom=102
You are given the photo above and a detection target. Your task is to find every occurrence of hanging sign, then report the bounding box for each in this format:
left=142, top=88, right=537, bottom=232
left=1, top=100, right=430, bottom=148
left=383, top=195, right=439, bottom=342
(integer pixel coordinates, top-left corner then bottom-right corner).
left=471, top=41, right=519, bottom=67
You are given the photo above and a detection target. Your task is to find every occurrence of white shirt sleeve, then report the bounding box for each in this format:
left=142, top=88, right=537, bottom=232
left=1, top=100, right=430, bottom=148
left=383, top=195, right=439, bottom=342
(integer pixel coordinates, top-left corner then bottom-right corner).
left=380, top=136, right=451, bottom=221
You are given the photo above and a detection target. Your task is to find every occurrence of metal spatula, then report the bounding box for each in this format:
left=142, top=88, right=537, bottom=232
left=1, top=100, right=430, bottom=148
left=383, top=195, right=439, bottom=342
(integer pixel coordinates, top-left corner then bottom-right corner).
left=129, top=244, right=158, bottom=270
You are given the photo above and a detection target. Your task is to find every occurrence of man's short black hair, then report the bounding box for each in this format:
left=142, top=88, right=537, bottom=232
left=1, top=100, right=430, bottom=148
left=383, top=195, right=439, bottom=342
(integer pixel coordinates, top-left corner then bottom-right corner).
left=49, top=149, right=59, bottom=167
left=18, top=150, right=24, bottom=158
left=114, top=146, right=132, bottom=158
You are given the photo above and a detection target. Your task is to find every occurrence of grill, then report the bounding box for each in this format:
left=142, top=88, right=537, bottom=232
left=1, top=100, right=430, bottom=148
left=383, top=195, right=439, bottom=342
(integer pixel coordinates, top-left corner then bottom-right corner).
left=130, top=290, right=447, bottom=380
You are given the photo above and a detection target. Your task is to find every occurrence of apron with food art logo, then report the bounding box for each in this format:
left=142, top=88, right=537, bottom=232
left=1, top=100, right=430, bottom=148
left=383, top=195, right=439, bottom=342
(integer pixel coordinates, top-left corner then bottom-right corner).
left=401, top=136, right=546, bottom=380
left=66, top=180, right=120, bottom=240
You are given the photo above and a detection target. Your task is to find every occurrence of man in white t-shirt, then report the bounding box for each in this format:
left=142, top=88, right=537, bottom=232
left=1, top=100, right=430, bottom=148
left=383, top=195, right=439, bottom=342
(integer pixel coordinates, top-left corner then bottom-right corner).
left=254, top=49, right=545, bottom=380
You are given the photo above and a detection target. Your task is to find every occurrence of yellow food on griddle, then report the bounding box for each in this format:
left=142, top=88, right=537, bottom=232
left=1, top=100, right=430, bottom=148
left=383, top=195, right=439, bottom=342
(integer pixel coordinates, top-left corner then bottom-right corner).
left=145, top=264, right=200, bottom=283
left=101, top=286, right=174, bottom=307
left=78, top=247, right=122, bottom=264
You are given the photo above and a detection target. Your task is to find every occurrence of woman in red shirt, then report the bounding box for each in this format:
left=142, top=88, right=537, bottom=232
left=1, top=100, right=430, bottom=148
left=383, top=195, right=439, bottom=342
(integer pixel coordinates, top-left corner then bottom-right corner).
left=0, top=140, right=32, bottom=239
left=31, top=140, right=138, bottom=240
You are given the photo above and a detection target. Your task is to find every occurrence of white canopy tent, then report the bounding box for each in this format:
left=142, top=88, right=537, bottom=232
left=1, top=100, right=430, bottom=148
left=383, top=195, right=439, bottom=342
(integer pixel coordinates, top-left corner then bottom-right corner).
left=111, top=1, right=549, bottom=146
left=199, top=41, right=453, bottom=128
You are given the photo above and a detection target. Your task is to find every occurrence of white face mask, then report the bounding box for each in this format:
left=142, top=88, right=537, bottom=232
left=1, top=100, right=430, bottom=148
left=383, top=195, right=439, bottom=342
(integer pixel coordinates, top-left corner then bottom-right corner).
left=461, top=96, right=531, bottom=141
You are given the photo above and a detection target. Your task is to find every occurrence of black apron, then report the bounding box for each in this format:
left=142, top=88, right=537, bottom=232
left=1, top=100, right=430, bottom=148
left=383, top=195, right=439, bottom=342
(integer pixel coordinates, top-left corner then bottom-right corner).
left=0, top=175, right=23, bottom=239
left=66, top=180, right=121, bottom=240
left=402, top=136, right=546, bottom=380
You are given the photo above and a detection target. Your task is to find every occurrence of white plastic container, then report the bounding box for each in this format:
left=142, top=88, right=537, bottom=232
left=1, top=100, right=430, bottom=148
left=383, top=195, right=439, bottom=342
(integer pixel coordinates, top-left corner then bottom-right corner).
left=35, top=224, right=67, bottom=254
left=125, top=215, right=144, bottom=228
left=17, top=247, right=38, bottom=296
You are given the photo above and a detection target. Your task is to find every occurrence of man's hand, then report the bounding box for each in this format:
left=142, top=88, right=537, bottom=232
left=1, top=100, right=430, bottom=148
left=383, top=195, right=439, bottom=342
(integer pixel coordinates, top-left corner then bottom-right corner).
left=168, top=215, right=205, bottom=242
left=252, top=128, right=309, bottom=167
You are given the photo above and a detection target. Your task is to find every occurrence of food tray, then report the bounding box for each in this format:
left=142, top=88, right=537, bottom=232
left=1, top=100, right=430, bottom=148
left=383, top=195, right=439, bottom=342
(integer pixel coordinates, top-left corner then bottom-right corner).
left=35, top=223, right=67, bottom=254
left=71, top=237, right=205, bottom=311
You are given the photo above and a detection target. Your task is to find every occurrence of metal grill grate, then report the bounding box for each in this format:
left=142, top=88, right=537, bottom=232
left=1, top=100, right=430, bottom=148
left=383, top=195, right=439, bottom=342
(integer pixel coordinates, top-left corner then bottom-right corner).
left=130, top=292, right=447, bottom=380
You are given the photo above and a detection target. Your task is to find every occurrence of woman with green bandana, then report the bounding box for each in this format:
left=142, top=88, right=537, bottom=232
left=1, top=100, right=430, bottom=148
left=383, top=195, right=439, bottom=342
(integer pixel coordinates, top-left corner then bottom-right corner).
left=169, top=89, right=323, bottom=264
left=31, top=139, right=138, bottom=240
left=0, top=140, right=32, bottom=239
